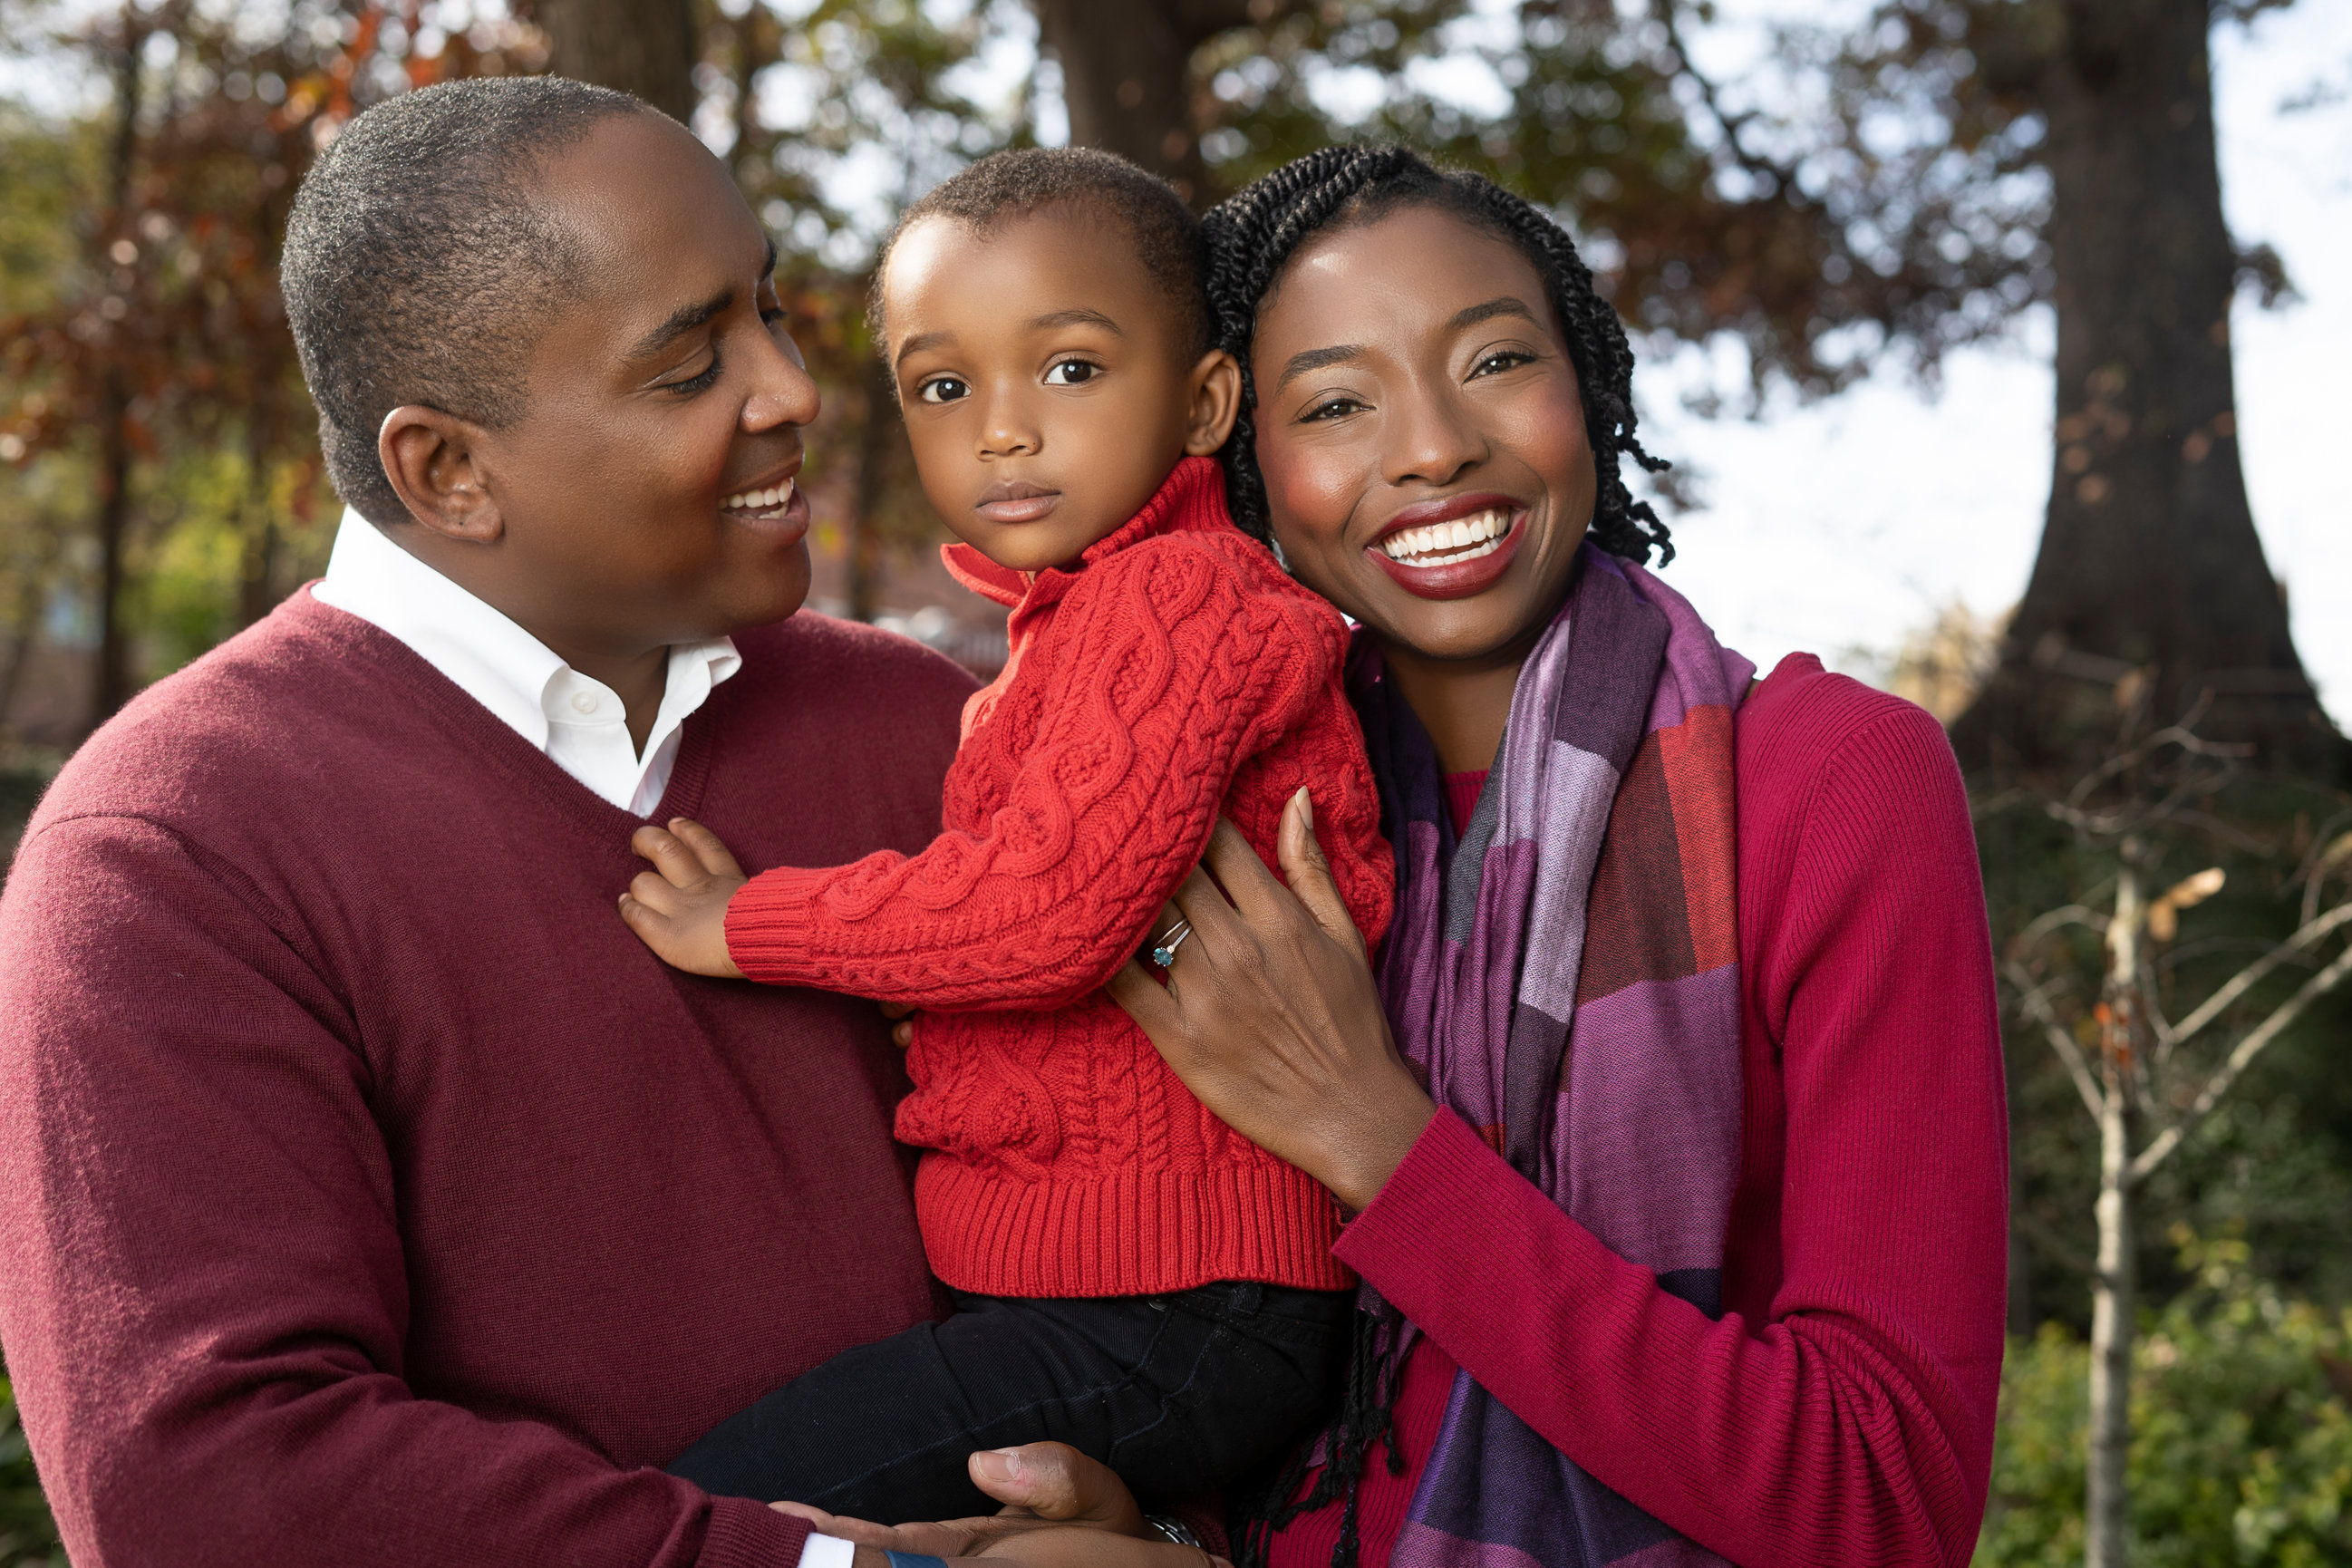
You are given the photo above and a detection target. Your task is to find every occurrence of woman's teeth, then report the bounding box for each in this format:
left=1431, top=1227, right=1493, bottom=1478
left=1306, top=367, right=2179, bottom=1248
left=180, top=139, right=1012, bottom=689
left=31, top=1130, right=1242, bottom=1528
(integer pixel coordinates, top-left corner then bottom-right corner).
left=721, top=479, right=796, bottom=514
left=1379, top=508, right=1511, bottom=566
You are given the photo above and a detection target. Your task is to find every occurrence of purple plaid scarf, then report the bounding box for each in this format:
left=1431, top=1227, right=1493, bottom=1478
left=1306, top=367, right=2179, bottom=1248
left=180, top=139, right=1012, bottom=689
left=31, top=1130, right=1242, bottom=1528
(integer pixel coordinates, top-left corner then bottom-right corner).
left=1345, top=545, right=1752, bottom=1568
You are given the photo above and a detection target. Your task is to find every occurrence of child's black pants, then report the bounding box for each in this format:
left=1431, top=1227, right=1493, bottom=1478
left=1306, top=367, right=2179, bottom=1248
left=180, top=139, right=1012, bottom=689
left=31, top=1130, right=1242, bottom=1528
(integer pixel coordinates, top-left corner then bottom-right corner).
left=666, top=1281, right=1353, bottom=1524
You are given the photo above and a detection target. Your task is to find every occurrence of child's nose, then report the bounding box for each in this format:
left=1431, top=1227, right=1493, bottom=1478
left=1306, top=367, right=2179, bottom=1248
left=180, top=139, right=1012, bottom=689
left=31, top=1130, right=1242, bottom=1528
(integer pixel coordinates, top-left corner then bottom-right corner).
left=977, top=394, right=1041, bottom=459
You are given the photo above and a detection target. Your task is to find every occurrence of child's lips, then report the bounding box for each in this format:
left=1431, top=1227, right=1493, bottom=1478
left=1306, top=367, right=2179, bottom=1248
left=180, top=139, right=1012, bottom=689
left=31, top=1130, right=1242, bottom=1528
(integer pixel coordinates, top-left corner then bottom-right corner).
left=975, top=483, right=1061, bottom=525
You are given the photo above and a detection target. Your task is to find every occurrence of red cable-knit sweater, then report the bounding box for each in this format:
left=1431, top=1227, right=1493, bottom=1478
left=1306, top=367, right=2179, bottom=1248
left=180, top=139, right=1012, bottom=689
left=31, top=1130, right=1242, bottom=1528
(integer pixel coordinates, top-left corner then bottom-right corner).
left=724, top=457, right=1394, bottom=1297
left=1272, top=655, right=2007, bottom=1568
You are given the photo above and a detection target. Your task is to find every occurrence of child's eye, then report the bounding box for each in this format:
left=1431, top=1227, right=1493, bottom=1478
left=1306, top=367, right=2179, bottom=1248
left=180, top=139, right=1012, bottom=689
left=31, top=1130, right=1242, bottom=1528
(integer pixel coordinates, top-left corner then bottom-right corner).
left=918, top=376, right=971, bottom=405
left=1470, top=351, right=1534, bottom=379
left=1300, top=395, right=1367, bottom=423
left=1043, top=360, right=1099, bottom=387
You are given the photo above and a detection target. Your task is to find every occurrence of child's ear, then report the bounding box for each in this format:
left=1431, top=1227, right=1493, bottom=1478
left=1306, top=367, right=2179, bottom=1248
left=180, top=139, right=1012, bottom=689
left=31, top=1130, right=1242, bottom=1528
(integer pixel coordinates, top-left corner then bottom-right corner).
left=379, top=405, right=506, bottom=545
left=1183, top=348, right=1243, bottom=456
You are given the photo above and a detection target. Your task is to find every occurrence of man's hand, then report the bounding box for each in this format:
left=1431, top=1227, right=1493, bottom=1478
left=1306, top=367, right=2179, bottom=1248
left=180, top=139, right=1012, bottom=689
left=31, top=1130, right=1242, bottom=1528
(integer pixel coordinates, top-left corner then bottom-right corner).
left=772, top=1443, right=1225, bottom=1568
left=618, top=818, right=750, bottom=979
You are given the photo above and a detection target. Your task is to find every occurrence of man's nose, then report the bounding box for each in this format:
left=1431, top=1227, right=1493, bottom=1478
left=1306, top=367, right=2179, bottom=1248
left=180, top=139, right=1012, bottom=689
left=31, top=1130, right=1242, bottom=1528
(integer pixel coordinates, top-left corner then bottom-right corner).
left=740, top=319, right=822, bottom=433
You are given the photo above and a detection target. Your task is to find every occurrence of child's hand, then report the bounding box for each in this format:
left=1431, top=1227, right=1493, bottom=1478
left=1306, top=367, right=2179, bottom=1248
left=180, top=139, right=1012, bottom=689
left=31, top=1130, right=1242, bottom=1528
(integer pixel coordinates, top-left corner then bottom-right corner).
left=618, top=818, right=750, bottom=979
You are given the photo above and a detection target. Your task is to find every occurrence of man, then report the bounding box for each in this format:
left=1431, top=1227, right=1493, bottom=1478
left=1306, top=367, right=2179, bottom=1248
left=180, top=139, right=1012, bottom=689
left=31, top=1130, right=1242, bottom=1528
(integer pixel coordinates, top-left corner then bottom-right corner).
left=0, top=78, right=1188, bottom=1568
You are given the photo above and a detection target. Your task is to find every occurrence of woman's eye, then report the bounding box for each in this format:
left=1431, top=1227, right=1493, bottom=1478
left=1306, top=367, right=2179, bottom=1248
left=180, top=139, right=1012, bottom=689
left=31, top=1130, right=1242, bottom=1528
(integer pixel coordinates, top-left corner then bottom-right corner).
left=1043, top=360, right=1099, bottom=387
left=1470, top=351, right=1534, bottom=379
left=918, top=377, right=970, bottom=405
left=1301, top=396, right=1367, bottom=423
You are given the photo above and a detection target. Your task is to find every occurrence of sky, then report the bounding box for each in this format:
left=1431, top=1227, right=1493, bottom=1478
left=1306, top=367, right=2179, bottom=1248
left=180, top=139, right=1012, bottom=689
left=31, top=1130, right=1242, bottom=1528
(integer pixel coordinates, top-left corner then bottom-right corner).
left=5, top=2, right=2345, bottom=721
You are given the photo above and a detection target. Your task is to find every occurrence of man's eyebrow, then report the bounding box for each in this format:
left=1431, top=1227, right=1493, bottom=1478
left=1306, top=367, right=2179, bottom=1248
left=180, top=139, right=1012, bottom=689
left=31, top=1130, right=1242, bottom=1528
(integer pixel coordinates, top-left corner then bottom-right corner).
left=1450, top=295, right=1538, bottom=331
left=1031, top=307, right=1123, bottom=334
left=627, top=239, right=780, bottom=361
left=1273, top=344, right=1365, bottom=393
left=630, top=286, right=734, bottom=360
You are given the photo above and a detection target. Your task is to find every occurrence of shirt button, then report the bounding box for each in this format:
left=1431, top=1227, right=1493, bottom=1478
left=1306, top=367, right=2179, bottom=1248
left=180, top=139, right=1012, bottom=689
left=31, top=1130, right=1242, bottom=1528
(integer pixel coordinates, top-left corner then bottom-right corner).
left=571, top=692, right=599, bottom=714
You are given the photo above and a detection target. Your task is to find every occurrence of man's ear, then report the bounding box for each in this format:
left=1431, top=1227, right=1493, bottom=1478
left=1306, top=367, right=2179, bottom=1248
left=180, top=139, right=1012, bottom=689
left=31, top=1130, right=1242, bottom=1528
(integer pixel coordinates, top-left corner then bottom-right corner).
left=1183, top=349, right=1243, bottom=457
left=380, top=406, right=505, bottom=544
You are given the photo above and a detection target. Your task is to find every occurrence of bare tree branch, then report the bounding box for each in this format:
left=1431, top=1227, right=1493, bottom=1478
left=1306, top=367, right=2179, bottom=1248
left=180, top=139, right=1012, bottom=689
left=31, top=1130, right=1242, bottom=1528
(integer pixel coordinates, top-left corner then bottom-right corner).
left=2129, top=939, right=2352, bottom=1186
left=2007, top=960, right=2106, bottom=1123
left=2167, top=900, right=2352, bottom=1047
left=2015, top=1209, right=2102, bottom=1281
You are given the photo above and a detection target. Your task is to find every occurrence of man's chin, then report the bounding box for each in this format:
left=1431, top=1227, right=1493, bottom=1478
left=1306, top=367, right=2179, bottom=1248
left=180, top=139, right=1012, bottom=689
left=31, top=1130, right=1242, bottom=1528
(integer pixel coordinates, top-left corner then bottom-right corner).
left=717, top=542, right=816, bottom=634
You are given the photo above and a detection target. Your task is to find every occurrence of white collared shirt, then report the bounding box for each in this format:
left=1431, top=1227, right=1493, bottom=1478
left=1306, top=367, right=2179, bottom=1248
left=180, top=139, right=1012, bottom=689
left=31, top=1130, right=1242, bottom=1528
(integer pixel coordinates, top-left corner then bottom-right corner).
left=312, top=508, right=740, bottom=816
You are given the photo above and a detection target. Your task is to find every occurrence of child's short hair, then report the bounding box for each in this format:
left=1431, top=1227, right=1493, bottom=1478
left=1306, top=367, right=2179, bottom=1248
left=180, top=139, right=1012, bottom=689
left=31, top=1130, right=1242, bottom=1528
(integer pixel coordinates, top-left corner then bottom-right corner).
left=873, top=148, right=1209, bottom=357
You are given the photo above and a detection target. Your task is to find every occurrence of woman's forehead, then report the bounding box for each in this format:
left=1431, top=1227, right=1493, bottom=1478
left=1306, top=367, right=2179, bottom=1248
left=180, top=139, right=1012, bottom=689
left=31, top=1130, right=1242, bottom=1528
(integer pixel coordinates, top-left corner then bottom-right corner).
left=1259, top=205, right=1552, bottom=346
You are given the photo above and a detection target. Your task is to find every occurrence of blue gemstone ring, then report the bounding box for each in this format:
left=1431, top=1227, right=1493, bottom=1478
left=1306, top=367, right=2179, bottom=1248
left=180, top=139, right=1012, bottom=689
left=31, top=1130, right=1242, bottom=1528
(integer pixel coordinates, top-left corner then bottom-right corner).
left=1151, top=919, right=1195, bottom=968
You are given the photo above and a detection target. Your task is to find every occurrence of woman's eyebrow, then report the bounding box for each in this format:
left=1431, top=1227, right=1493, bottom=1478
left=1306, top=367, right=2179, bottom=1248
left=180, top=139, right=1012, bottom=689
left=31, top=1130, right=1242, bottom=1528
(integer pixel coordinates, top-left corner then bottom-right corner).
left=1450, top=295, right=1537, bottom=330
left=1274, top=344, right=1365, bottom=392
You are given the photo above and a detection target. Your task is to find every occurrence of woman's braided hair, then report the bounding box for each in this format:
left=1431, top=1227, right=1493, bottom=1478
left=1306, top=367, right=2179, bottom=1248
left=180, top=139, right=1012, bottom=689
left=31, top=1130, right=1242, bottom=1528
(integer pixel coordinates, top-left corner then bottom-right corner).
left=1203, top=144, right=1674, bottom=566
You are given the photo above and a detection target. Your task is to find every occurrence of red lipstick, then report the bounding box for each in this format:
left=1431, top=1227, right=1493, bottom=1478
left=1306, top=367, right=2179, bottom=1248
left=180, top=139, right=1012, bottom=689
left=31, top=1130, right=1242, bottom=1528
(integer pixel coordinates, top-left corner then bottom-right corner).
left=1366, top=491, right=1527, bottom=601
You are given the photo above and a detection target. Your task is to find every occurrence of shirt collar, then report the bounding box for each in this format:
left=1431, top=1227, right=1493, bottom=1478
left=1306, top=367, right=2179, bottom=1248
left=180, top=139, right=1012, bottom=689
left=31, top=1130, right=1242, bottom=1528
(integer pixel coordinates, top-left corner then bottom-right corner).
left=311, top=506, right=740, bottom=763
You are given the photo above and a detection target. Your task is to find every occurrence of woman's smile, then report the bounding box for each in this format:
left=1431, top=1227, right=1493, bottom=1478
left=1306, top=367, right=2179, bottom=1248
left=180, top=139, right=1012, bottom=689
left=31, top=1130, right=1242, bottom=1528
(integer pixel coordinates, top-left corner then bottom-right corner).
left=1367, top=492, right=1529, bottom=600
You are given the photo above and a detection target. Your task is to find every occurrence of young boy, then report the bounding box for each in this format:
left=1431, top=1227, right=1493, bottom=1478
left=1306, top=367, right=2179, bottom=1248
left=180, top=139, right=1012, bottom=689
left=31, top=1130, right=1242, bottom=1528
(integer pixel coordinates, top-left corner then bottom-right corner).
left=620, top=149, right=1393, bottom=1524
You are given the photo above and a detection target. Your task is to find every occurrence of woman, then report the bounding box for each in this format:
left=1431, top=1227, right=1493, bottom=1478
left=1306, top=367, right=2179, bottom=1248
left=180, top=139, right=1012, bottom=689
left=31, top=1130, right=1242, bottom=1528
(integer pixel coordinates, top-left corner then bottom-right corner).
left=1104, top=147, right=2008, bottom=1568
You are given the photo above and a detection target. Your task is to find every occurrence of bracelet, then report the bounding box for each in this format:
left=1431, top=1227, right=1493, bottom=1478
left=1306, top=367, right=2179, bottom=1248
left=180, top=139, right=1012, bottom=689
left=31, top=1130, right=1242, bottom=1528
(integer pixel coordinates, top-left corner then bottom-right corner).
left=1145, top=1514, right=1205, bottom=1549
left=884, top=1554, right=952, bottom=1568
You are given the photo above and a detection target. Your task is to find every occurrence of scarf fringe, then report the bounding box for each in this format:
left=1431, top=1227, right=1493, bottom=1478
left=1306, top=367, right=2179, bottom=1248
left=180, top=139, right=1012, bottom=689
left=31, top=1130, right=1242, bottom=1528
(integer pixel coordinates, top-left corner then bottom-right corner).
left=1234, top=1308, right=1408, bottom=1568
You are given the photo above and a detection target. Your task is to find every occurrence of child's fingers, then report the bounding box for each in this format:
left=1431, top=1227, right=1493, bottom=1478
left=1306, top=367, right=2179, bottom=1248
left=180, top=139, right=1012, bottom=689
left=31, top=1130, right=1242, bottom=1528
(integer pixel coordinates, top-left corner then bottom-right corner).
left=627, top=868, right=687, bottom=911
left=667, top=818, right=747, bottom=881
left=632, top=825, right=713, bottom=889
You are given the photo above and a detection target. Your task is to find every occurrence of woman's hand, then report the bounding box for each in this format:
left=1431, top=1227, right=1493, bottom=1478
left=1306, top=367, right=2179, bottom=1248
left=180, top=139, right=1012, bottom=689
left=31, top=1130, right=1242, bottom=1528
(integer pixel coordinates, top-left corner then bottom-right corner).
left=1108, top=788, right=1436, bottom=1213
left=772, top=1442, right=1225, bottom=1568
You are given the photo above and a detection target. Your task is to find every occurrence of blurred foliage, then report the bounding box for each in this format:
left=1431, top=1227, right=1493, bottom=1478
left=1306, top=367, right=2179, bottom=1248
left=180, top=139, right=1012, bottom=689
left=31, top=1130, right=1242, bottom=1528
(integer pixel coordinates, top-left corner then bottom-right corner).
left=1975, top=1231, right=2352, bottom=1567
left=0, top=1376, right=62, bottom=1568
left=1982, top=763, right=2352, bottom=1333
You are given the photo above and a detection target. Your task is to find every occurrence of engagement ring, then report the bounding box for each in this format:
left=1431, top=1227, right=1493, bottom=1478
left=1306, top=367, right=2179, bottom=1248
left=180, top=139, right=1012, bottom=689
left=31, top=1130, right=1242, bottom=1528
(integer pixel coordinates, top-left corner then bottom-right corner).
left=1150, top=919, right=1194, bottom=968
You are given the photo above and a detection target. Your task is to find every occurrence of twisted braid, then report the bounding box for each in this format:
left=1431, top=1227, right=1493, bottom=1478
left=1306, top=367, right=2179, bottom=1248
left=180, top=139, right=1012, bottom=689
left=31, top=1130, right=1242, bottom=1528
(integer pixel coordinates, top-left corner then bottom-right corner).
left=1203, top=145, right=1674, bottom=566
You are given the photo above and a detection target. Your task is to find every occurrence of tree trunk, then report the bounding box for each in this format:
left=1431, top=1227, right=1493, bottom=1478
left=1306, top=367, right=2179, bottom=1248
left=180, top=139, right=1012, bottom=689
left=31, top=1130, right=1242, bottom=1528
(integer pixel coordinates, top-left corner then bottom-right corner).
left=2086, top=1077, right=2134, bottom=1568
left=534, top=0, right=698, bottom=124
left=2086, top=849, right=2144, bottom=1568
left=1028, top=0, right=1279, bottom=205
left=90, top=15, right=143, bottom=732
left=1950, top=0, right=2342, bottom=779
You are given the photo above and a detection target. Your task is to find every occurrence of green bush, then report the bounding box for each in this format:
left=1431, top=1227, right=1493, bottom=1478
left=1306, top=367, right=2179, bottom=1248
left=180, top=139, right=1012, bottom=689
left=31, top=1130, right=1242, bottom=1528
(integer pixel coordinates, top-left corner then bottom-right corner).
left=1977, top=1233, right=2352, bottom=1566
left=0, top=1377, right=61, bottom=1568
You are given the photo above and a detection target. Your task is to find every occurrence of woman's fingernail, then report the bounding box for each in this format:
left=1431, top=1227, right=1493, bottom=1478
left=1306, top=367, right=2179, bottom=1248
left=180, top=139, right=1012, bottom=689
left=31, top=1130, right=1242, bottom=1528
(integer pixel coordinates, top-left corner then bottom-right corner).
left=972, top=1448, right=1024, bottom=1484
left=1294, top=786, right=1314, bottom=827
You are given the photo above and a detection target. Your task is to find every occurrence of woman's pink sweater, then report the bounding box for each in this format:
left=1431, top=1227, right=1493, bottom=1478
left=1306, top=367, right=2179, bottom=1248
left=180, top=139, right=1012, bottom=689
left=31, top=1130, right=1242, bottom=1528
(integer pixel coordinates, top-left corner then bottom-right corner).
left=1270, top=654, right=2008, bottom=1568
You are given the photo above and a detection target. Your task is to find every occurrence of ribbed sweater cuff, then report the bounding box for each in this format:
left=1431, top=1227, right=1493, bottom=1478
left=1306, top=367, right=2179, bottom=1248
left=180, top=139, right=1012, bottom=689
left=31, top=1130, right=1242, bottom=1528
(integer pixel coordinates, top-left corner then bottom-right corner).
left=701, top=1494, right=810, bottom=1567
left=725, top=868, right=826, bottom=985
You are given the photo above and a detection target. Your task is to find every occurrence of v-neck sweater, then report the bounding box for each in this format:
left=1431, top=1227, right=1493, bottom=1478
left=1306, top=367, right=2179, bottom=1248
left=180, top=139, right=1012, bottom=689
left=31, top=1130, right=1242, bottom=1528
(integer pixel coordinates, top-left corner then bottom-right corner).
left=722, top=459, right=1395, bottom=1298
left=0, top=591, right=980, bottom=1568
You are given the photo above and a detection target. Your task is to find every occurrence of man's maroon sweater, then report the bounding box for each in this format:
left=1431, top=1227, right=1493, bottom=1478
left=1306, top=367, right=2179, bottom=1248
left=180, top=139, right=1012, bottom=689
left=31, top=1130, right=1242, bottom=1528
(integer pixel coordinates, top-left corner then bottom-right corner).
left=0, top=591, right=977, bottom=1568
